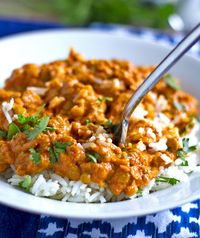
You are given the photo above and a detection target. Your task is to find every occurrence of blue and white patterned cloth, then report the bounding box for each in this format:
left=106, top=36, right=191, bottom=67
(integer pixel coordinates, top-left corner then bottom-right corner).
left=0, top=18, right=200, bottom=238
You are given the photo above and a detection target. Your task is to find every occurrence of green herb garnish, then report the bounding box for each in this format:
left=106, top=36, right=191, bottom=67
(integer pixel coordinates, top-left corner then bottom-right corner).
left=44, top=126, right=56, bottom=132
left=104, top=120, right=118, bottom=133
left=24, top=116, right=49, bottom=140
left=29, top=148, right=41, bottom=164
left=106, top=120, right=113, bottom=128
left=23, top=124, right=31, bottom=131
left=181, top=160, right=189, bottom=166
left=97, top=96, right=113, bottom=103
left=17, top=114, right=37, bottom=125
left=182, top=138, right=197, bottom=153
left=7, top=122, right=21, bottom=140
left=49, top=145, right=59, bottom=164
left=164, top=74, right=180, bottom=90
left=86, top=152, right=100, bottom=163
left=19, top=175, right=32, bottom=192
left=48, top=147, right=58, bottom=164
left=177, top=138, right=197, bottom=166
left=85, top=119, right=91, bottom=125
left=196, top=115, right=200, bottom=123
left=53, top=141, right=73, bottom=153
left=155, top=176, right=180, bottom=185
left=17, top=105, right=53, bottom=139
left=17, top=104, right=46, bottom=130
left=34, top=104, right=46, bottom=116
left=48, top=141, right=73, bottom=164
left=0, top=129, right=7, bottom=139
left=180, top=122, right=194, bottom=135
left=136, top=188, right=143, bottom=195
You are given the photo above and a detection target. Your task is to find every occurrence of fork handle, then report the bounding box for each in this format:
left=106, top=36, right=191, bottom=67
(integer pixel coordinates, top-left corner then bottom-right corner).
left=118, top=22, right=200, bottom=144
left=123, top=22, right=200, bottom=121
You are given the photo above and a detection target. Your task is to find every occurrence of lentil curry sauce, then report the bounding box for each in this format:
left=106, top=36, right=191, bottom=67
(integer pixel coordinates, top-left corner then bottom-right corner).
left=0, top=49, right=198, bottom=197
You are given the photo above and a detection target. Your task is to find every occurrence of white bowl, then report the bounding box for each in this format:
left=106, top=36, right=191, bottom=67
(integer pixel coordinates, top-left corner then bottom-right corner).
left=0, top=29, right=199, bottom=219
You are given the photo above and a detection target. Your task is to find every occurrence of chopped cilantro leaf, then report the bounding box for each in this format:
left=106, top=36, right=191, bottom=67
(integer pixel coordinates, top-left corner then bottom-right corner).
left=35, top=104, right=46, bottom=116
left=164, top=74, right=180, bottom=90
left=17, top=105, right=46, bottom=130
left=7, top=122, right=21, bottom=140
left=136, top=188, right=143, bottom=195
left=44, top=126, right=56, bottom=132
left=29, top=148, right=41, bottom=164
left=177, top=138, right=197, bottom=166
left=177, top=149, right=186, bottom=159
left=182, top=138, right=189, bottom=151
left=86, top=152, right=100, bottom=163
left=181, top=160, right=189, bottom=166
left=0, top=129, right=7, bottom=139
left=182, top=138, right=197, bottom=153
left=17, top=114, right=37, bottom=125
left=196, top=115, right=200, bottom=123
left=19, top=175, right=32, bottom=192
left=188, top=145, right=197, bottom=153
left=98, top=96, right=113, bottom=103
left=48, top=141, right=73, bottom=164
left=53, top=141, right=73, bottom=153
left=48, top=147, right=59, bottom=164
left=85, top=119, right=91, bottom=125
left=23, top=124, right=31, bottom=131
left=106, top=120, right=113, bottom=128
left=180, top=120, right=194, bottom=135
left=179, top=157, right=188, bottom=166
left=104, top=120, right=118, bottom=133
left=24, top=116, right=49, bottom=140
left=155, top=176, right=180, bottom=185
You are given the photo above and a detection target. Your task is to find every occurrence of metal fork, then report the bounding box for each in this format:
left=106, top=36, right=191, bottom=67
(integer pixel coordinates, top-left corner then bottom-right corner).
left=114, top=22, right=200, bottom=145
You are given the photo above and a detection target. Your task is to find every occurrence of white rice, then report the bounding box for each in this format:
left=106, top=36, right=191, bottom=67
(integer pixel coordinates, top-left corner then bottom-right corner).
left=149, top=137, right=168, bottom=152
left=6, top=119, right=200, bottom=203
left=8, top=171, right=121, bottom=203
left=27, top=87, right=48, bottom=96
left=2, top=98, right=14, bottom=124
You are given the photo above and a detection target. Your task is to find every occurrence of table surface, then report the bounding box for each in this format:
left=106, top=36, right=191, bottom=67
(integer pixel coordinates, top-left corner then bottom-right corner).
left=0, top=18, right=200, bottom=238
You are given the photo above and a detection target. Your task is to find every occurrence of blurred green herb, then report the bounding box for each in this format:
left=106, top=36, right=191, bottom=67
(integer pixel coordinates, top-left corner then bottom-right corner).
left=7, top=122, right=21, bottom=140
left=164, top=74, right=180, bottom=90
left=17, top=114, right=37, bottom=125
left=44, top=126, right=56, bottom=132
left=48, top=141, right=73, bottom=163
left=136, top=188, right=143, bottom=195
left=196, top=115, right=200, bottom=123
left=177, top=138, right=197, bottom=166
left=155, top=176, right=180, bottom=185
left=180, top=118, right=194, bottom=135
left=0, top=129, right=7, bottom=139
left=85, top=119, right=91, bottom=125
left=24, top=116, right=49, bottom=140
left=86, top=152, right=100, bottom=163
left=97, top=96, right=113, bottom=103
left=104, top=120, right=118, bottom=133
left=19, top=175, right=32, bottom=192
left=11, top=0, right=175, bottom=29
left=29, top=148, right=41, bottom=165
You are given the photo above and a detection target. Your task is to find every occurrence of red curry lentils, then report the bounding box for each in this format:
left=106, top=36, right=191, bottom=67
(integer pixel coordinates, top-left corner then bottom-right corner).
left=0, top=49, right=198, bottom=196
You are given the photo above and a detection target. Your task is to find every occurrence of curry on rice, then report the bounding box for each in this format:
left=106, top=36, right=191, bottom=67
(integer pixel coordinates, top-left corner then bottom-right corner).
left=0, top=49, right=199, bottom=200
